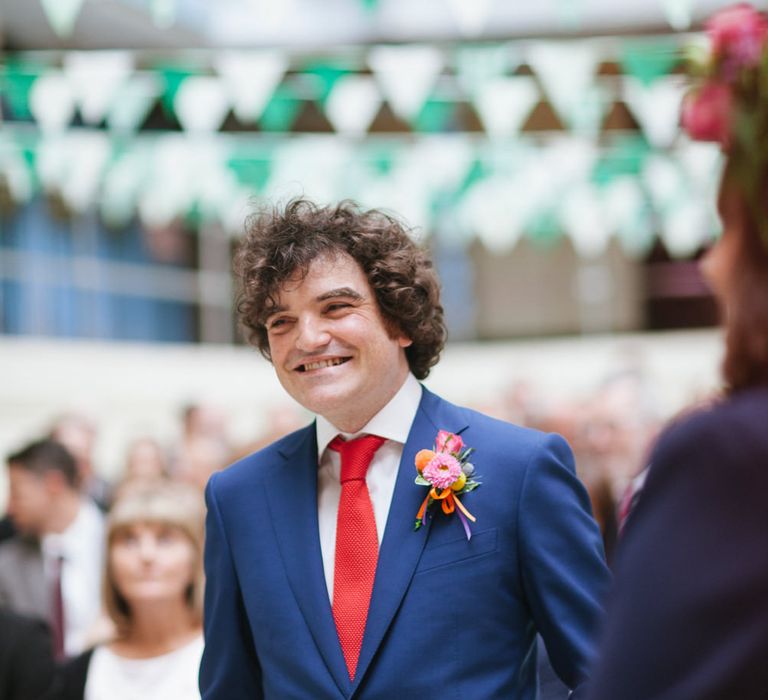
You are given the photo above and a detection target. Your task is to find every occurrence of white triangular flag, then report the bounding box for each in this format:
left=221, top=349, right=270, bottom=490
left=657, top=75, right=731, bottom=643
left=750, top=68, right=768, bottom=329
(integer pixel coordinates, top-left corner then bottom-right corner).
left=661, top=0, right=694, bottom=30
left=474, top=76, right=539, bottom=138
left=29, top=72, right=75, bottom=133
left=397, top=136, right=472, bottom=191
left=40, top=0, right=84, bottom=37
left=36, top=135, right=71, bottom=191
left=0, top=142, right=33, bottom=203
left=64, top=52, right=134, bottom=125
left=107, top=74, right=162, bottom=132
left=214, top=51, right=288, bottom=124
left=101, top=145, right=151, bottom=227
left=324, top=75, right=382, bottom=137
left=624, top=75, right=686, bottom=148
left=61, top=132, right=111, bottom=212
left=603, top=176, right=654, bottom=257
left=368, top=46, right=443, bottom=123
left=661, top=200, right=711, bottom=257
left=460, top=175, right=527, bottom=253
left=642, top=153, right=684, bottom=211
left=675, top=138, right=723, bottom=192
left=174, top=77, right=230, bottom=132
left=448, top=0, right=494, bottom=37
left=526, top=41, right=601, bottom=129
left=560, top=183, right=611, bottom=258
left=454, top=43, right=518, bottom=98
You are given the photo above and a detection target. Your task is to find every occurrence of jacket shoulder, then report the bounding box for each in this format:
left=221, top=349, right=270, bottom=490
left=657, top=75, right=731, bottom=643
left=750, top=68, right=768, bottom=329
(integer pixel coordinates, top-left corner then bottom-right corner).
left=655, top=389, right=768, bottom=459
left=428, top=391, right=570, bottom=466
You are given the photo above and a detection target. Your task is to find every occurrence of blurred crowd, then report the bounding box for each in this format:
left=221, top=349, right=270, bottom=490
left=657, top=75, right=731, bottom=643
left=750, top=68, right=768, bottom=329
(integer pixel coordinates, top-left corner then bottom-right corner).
left=0, top=370, right=682, bottom=699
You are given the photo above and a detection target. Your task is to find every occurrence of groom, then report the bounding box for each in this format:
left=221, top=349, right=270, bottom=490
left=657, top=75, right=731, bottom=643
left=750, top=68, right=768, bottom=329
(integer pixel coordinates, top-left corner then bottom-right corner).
left=200, top=199, right=610, bottom=699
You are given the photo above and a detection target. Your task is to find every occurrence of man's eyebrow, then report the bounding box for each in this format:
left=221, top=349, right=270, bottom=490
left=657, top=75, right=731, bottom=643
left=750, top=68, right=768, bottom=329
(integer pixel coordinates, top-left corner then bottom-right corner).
left=263, top=304, right=286, bottom=320
left=316, top=287, right=364, bottom=302
left=263, top=288, right=363, bottom=321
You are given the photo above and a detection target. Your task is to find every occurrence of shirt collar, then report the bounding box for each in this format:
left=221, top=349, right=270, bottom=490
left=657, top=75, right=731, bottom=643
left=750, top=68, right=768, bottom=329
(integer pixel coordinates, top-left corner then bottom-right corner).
left=316, top=372, right=423, bottom=459
left=42, top=498, right=101, bottom=559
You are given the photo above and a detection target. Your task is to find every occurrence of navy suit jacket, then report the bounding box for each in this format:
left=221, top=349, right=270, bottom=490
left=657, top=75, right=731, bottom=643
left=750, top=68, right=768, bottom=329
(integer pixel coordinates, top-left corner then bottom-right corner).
left=200, top=387, right=609, bottom=699
left=588, top=388, right=768, bottom=699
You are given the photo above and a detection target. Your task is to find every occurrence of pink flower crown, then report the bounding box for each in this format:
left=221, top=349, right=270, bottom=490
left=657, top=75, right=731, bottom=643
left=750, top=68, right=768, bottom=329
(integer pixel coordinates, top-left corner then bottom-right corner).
left=681, top=3, right=768, bottom=241
left=682, top=3, right=768, bottom=146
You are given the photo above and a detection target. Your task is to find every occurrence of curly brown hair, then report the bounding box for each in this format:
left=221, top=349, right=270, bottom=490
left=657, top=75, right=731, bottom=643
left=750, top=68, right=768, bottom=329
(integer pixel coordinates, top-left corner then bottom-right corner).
left=234, top=198, right=446, bottom=380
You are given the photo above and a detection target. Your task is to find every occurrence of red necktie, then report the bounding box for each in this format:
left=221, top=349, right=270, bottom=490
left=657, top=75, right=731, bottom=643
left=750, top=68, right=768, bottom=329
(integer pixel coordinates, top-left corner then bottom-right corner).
left=329, top=433, right=386, bottom=680
left=50, top=554, right=66, bottom=659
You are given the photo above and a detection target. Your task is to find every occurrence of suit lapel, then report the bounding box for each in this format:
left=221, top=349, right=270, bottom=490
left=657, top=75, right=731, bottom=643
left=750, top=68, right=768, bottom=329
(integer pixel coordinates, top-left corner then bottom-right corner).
left=264, top=424, right=350, bottom=696
left=351, top=389, right=469, bottom=691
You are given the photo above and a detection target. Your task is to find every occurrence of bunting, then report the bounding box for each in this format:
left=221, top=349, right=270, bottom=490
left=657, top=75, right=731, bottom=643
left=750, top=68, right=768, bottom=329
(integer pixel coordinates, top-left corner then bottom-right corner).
left=40, top=0, right=84, bottom=38
left=368, top=46, right=444, bottom=124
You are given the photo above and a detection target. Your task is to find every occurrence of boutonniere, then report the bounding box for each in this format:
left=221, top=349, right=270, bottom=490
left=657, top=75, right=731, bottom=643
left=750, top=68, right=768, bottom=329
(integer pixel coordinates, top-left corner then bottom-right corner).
left=413, top=430, right=480, bottom=540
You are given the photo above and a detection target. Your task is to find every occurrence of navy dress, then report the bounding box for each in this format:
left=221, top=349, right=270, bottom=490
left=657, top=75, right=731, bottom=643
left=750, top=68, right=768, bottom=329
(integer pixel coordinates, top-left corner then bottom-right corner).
left=588, top=387, right=768, bottom=699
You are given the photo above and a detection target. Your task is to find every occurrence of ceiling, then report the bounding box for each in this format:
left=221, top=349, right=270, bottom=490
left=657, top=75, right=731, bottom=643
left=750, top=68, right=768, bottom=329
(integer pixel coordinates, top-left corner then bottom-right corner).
left=2, top=0, right=763, bottom=51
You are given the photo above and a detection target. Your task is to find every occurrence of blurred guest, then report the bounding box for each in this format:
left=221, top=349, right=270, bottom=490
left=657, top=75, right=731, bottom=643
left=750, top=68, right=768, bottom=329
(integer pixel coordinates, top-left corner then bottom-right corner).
left=50, top=481, right=205, bottom=700
left=123, top=437, right=168, bottom=484
left=580, top=371, right=658, bottom=503
left=171, top=403, right=232, bottom=490
left=0, top=439, right=104, bottom=658
left=180, top=403, right=230, bottom=448
left=0, top=608, right=55, bottom=700
left=50, top=412, right=112, bottom=510
left=589, top=6, right=768, bottom=698
left=577, top=372, right=659, bottom=561
left=173, top=435, right=230, bottom=492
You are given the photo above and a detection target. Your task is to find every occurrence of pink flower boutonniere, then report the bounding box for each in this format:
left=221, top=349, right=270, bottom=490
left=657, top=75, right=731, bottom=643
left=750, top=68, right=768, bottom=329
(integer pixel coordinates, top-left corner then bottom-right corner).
left=414, top=430, right=480, bottom=540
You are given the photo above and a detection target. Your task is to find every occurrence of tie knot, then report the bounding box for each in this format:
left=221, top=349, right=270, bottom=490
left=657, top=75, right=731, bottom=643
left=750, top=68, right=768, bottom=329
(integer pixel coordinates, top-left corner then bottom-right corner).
left=329, top=434, right=386, bottom=483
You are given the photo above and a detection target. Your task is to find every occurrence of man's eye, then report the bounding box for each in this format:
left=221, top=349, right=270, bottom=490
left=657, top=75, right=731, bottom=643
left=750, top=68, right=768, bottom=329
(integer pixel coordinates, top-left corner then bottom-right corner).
left=326, top=303, right=351, bottom=313
left=268, top=318, right=288, bottom=330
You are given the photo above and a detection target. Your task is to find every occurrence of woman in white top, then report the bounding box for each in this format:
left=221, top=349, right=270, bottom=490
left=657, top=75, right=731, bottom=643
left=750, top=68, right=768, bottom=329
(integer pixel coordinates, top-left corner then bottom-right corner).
left=49, top=480, right=206, bottom=700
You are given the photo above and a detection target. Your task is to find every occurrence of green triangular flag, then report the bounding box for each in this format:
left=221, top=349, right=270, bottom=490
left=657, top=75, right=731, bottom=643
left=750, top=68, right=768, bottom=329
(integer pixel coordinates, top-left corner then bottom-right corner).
left=157, top=66, right=198, bottom=117
left=526, top=208, right=561, bottom=248
left=413, top=99, right=456, bottom=133
left=620, top=42, right=681, bottom=87
left=302, top=60, right=354, bottom=106
left=228, top=153, right=272, bottom=192
left=259, top=85, right=302, bottom=132
left=592, top=136, right=650, bottom=186
left=2, top=62, right=38, bottom=119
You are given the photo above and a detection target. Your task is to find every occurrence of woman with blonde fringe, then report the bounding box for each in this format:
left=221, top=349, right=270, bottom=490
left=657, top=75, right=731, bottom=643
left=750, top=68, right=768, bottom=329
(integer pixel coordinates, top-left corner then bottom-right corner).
left=49, top=481, right=206, bottom=700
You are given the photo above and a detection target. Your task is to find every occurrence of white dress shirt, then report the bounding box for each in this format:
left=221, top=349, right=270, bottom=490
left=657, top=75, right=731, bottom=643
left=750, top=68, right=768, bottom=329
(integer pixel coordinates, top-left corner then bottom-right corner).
left=316, top=372, right=422, bottom=602
left=42, top=498, right=105, bottom=657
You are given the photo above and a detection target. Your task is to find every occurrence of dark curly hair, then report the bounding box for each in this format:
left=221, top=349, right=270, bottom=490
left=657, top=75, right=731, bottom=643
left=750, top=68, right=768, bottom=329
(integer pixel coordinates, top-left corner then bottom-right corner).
left=234, top=198, right=446, bottom=380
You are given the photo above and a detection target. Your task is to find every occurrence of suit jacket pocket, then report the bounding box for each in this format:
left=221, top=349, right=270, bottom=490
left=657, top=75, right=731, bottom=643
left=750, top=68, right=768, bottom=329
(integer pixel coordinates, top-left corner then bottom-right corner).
left=415, top=527, right=498, bottom=573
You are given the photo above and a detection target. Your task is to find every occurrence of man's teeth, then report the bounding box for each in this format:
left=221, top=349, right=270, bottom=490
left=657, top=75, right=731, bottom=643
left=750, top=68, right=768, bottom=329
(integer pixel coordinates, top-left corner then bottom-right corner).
left=302, top=358, right=346, bottom=371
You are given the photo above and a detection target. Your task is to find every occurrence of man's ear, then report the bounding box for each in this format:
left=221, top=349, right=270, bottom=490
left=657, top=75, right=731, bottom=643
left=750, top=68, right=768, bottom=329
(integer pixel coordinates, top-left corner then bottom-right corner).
left=398, top=335, right=413, bottom=348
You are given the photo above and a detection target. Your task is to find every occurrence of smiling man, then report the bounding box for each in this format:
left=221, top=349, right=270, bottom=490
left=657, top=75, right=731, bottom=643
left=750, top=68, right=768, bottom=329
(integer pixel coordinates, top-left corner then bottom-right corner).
left=200, top=199, right=610, bottom=700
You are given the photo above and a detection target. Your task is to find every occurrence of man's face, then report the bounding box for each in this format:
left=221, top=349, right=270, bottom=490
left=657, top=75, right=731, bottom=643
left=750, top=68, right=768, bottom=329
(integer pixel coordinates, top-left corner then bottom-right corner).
left=6, top=465, right=52, bottom=535
left=265, top=252, right=412, bottom=432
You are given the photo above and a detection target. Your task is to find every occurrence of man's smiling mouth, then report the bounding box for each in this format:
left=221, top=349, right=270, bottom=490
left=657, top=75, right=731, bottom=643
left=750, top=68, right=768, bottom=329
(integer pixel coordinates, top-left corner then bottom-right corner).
left=298, top=357, right=351, bottom=372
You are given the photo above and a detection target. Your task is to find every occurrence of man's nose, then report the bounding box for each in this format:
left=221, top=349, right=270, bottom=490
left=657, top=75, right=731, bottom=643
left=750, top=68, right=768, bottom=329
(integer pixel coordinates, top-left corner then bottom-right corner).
left=295, top=315, right=331, bottom=351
